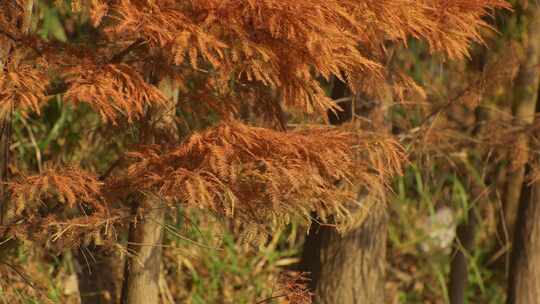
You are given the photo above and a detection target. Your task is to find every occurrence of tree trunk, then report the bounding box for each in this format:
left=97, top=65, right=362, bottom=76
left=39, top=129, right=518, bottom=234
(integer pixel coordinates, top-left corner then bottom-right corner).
left=506, top=5, right=540, bottom=303
left=507, top=175, right=540, bottom=303
left=449, top=209, right=477, bottom=304
left=0, top=0, right=33, bottom=226
left=501, top=4, right=540, bottom=248
left=303, top=203, right=387, bottom=303
left=448, top=102, right=493, bottom=304
left=121, top=201, right=166, bottom=304
left=0, top=2, right=32, bottom=263
left=301, top=77, right=391, bottom=303
left=76, top=246, right=122, bottom=304
left=121, top=79, right=178, bottom=304
left=449, top=187, right=481, bottom=304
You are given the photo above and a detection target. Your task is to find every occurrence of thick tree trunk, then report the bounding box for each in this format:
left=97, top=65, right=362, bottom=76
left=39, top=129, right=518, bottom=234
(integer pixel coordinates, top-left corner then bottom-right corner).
left=121, top=80, right=178, bottom=304
left=303, top=203, right=387, bottom=303
left=301, top=77, right=391, bottom=303
left=121, top=202, right=165, bottom=304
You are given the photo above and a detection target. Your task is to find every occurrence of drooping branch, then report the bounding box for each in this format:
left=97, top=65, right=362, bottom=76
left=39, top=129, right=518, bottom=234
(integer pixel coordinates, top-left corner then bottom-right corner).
left=118, top=120, right=404, bottom=229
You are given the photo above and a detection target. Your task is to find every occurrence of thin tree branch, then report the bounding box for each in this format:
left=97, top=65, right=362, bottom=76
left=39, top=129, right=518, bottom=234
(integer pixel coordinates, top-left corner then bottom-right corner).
left=46, top=40, right=147, bottom=96
left=0, top=28, right=42, bottom=57
left=254, top=294, right=288, bottom=304
left=109, top=39, right=145, bottom=64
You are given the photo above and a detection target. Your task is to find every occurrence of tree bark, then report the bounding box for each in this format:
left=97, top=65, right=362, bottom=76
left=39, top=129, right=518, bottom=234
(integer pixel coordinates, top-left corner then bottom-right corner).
left=449, top=184, right=483, bottom=304
left=121, top=201, right=166, bottom=304
left=121, top=79, right=178, bottom=304
left=448, top=101, right=493, bottom=304
left=502, top=4, right=540, bottom=247
left=506, top=5, right=540, bottom=303
left=449, top=208, right=477, bottom=304
left=301, top=77, right=391, bottom=303
left=303, top=203, right=387, bottom=303
left=507, top=175, right=540, bottom=303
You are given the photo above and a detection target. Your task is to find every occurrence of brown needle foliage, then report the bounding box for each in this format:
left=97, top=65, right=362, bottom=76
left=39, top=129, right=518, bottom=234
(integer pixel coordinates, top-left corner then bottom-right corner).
left=0, top=0, right=510, bottom=124
left=119, top=120, right=404, bottom=228
left=106, top=0, right=509, bottom=113
left=0, top=0, right=509, bottom=253
left=63, top=63, right=168, bottom=123
left=0, top=50, right=48, bottom=115
left=2, top=166, right=120, bottom=249
left=8, top=166, right=106, bottom=215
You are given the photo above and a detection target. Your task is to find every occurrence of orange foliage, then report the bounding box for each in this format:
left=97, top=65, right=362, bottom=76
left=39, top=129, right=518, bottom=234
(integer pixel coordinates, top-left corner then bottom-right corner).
left=0, top=50, right=48, bottom=115
left=63, top=64, right=167, bottom=123
left=8, top=166, right=106, bottom=213
left=0, top=0, right=509, bottom=118
left=4, top=166, right=116, bottom=249
left=120, top=120, right=404, bottom=227
left=0, top=0, right=508, bottom=250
